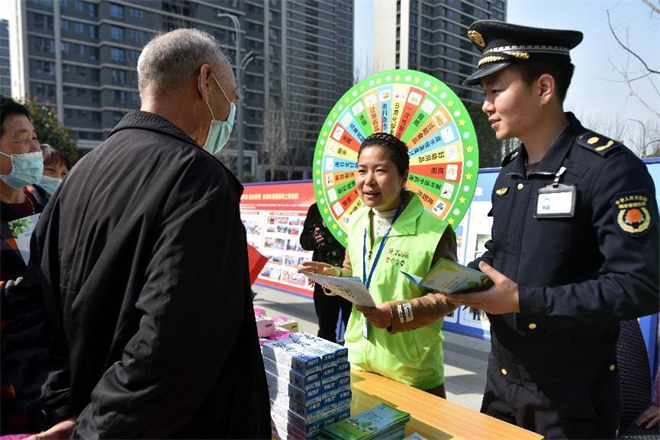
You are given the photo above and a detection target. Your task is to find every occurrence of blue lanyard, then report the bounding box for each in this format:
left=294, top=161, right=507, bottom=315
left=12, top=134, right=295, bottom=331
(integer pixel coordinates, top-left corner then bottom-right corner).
left=362, top=198, right=405, bottom=290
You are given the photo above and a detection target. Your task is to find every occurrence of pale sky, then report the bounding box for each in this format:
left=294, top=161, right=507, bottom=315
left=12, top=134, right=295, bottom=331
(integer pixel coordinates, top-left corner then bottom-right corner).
left=355, top=0, right=659, bottom=138
left=3, top=1, right=657, bottom=134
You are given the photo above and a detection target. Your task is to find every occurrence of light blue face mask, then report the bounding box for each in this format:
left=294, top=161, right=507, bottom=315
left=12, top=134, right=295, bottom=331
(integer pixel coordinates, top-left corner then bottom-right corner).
left=200, top=73, right=236, bottom=156
left=38, top=174, right=62, bottom=195
left=0, top=150, right=44, bottom=190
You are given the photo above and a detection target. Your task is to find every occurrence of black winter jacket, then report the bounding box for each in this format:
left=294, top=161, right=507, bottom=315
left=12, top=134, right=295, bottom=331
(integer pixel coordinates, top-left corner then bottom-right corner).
left=4, top=112, right=271, bottom=438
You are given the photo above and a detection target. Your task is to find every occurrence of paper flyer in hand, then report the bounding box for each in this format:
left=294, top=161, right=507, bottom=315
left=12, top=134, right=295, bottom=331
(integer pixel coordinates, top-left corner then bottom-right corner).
left=298, top=271, right=375, bottom=307
left=8, top=213, right=41, bottom=265
left=401, top=258, right=493, bottom=294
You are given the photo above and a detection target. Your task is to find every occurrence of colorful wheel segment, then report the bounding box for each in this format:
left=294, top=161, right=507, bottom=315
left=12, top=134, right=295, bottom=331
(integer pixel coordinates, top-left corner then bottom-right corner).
left=313, top=69, right=479, bottom=246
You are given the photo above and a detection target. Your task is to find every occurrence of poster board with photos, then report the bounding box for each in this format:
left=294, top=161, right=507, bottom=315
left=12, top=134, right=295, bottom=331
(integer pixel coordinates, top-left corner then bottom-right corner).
left=241, top=181, right=316, bottom=297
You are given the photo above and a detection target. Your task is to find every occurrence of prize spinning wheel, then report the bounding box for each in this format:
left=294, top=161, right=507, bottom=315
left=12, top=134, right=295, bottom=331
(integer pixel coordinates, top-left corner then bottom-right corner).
left=313, top=69, right=479, bottom=246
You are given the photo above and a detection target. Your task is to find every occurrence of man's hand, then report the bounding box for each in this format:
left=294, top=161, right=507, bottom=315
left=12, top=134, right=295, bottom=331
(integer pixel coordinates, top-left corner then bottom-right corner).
left=27, top=417, right=76, bottom=440
left=298, top=261, right=341, bottom=276
left=447, top=262, right=520, bottom=315
left=313, top=227, right=326, bottom=245
left=637, top=404, right=660, bottom=429
left=356, top=303, right=391, bottom=329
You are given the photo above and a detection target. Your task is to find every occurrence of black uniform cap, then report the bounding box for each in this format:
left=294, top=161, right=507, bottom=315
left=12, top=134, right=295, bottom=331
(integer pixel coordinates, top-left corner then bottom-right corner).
left=463, top=20, right=583, bottom=86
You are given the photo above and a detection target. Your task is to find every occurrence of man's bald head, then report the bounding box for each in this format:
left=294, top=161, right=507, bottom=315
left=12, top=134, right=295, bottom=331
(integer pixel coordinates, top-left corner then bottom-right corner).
left=137, top=28, right=232, bottom=96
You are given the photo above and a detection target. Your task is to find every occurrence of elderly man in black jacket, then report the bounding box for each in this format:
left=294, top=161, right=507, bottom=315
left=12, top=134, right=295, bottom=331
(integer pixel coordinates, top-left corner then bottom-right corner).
left=3, top=28, right=270, bottom=439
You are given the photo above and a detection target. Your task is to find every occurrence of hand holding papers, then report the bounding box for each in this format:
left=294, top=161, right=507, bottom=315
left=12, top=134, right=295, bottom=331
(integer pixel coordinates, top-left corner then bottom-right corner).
left=298, top=265, right=375, bottom=307
left=401, top=258, right=493, bottom=294
left=299, top=261, right=342, bottom=277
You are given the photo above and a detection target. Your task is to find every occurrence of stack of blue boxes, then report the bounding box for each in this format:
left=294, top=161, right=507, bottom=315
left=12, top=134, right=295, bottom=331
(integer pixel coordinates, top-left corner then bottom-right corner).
left=262, top=333, right=351, bottom=439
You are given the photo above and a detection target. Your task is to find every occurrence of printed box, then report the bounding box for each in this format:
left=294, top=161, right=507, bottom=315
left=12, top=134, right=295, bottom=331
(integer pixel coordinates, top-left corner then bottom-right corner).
left=262, top=356, right=322, bottom=390
left=273, top=316, right=300, bottom=332
left=265, top=370, right=322, bottom=405
left=289, top=333, right=348, bottom=365
left=336, top=375, right=350, bottom=392
left=262, top=338, right=322, bottom=376
left=256, top=316, right=275, bottom=338
left=271, top=400, right=325, bottom=434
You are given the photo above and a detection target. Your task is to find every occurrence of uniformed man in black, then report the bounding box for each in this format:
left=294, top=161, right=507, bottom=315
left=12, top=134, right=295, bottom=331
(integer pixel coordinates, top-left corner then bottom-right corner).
left=448, top=21, right=660, bottom=439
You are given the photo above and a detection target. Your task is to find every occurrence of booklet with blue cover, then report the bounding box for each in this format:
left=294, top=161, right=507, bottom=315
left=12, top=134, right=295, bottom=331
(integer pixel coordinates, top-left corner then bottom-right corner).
left=401, top=258, right=493, bottom=294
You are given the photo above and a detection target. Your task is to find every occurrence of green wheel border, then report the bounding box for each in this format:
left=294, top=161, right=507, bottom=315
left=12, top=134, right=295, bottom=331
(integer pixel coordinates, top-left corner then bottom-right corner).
left=312, top=69, right=479, bottom=246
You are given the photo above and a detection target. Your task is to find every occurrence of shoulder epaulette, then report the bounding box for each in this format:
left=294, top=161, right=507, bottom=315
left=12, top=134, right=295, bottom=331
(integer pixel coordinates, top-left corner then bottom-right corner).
left=576, top=131, right=623, bottom=157
left=501, top=148, right=519, bottom=167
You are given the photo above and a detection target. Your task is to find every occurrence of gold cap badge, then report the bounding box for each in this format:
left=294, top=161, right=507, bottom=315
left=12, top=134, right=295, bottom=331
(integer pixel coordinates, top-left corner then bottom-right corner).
left=468, top=30, right=485, bottom=47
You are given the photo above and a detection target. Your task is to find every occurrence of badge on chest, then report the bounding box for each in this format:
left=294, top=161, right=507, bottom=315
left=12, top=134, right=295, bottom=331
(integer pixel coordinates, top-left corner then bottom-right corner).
left=534, top=167, right=576, bottom=218
left=535, top=184, right=576, bottom=218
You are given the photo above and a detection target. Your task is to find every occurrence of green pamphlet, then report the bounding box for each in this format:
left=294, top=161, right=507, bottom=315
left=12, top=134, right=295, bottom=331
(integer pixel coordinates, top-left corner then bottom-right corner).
left=321, top=403, right=410, bottom=440
left=401, top=258, right=493, bottom=294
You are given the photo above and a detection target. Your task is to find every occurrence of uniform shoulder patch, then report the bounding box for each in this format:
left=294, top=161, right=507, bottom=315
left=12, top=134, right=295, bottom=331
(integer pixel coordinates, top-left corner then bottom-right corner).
left=612, top=191, right=653, bottom=236
left=501, top=148, right=519, bottom=167
left=577, top=131, right=623, bottom=157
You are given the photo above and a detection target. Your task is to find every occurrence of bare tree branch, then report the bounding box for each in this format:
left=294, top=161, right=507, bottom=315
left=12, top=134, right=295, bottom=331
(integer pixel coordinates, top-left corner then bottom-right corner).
left=641, top=0, right=660, bottom=15
left=625, top=78, right=660, bottom=119
left=606, top=9, right=660, bottom=74
left=605, top=2, right=660, bottom=122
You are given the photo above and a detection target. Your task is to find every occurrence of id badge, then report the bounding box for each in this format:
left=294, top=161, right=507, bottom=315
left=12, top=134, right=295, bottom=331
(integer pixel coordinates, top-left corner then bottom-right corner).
left=363, top=319, right=369, bottom=339
left=535, top=184, right=576, bottom=218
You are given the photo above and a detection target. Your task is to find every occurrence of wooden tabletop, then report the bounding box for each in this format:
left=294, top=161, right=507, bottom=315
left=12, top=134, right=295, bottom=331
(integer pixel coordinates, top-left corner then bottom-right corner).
left=350, top=370, right=543, bottom=440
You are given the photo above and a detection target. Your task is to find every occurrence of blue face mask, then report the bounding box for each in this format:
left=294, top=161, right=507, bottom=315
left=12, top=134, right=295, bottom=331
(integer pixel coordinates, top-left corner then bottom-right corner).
left=200, top=73, right=236, bottom=156
left=38, top=174, right=62, bottom=195
left=0, top=151, right=44, bottom=189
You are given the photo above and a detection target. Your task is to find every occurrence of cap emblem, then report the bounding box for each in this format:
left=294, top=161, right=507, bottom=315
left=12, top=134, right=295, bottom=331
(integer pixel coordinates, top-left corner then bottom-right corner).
left=468, top=30, right=485, bottom=47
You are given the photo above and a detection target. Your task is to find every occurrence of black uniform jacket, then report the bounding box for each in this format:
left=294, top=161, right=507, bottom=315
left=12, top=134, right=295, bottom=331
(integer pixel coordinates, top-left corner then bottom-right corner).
left=4, top=112, right=271, bottom=438
left=470, top=113, right=659, bottom=386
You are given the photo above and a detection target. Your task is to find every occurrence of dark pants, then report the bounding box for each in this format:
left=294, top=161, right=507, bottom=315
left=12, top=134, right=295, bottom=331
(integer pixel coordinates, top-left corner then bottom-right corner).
left=313, top=283, right=351, bottom=343
left=481, top=359, right=621, bottom=439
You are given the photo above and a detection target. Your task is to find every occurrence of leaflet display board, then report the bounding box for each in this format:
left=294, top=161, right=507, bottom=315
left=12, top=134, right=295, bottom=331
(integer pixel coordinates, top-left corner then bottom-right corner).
left=240, top=181, right=316, bottom=297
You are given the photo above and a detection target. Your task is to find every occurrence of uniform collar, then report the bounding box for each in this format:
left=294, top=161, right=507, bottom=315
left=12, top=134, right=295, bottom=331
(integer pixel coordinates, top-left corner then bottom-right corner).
left=508, top=112, right=585, bottom=178
left=109, top=111, right=200, bottom=149
left=389, top=193, right=424, bottom=237
left=109, top=111, right=244, bottom=196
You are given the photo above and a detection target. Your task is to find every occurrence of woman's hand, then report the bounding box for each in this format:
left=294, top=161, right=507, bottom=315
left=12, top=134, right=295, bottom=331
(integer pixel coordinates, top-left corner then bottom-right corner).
left=298, top=261, right=341, bottom=276
left=637, top=404, right=660, bottom=429
left=356, top=303, right=392, bottom=329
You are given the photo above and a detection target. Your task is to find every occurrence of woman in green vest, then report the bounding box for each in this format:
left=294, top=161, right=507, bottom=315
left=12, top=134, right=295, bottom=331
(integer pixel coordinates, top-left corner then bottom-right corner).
left=301, top=132, right=457, bottom=398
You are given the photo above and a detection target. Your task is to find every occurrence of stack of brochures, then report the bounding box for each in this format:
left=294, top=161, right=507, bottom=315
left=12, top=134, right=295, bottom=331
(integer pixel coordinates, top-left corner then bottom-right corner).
left=321, top=404, right=411, bottom=440
left=262, top=333, right=351, bottom=439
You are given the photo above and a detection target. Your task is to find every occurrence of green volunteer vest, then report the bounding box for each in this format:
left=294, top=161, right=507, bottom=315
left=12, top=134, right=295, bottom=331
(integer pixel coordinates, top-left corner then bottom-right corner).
left=345, top=193, right=448, bottom=390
